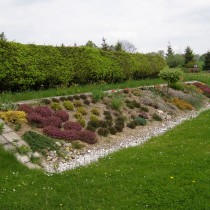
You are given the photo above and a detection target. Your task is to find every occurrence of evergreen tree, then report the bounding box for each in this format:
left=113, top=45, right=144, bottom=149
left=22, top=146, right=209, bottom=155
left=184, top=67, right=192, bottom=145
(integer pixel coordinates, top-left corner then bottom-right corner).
left=85, top=40, right=97, bottom=48
left=101, top=37, right=109, bottom=50
left=0, top=32, right=7, bottom=41
left=203, top=51, right=210, bottom=70
left=115, top=41, right=122, bottom=51
left=166, top=42, right=174, bottom=58
left=184, top=46, right=194, bottom=66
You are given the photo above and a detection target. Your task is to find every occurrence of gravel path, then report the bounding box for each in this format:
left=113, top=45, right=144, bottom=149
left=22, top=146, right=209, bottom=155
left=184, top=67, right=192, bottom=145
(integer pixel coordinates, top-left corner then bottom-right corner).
left=44, top=103, right=210, bottom=173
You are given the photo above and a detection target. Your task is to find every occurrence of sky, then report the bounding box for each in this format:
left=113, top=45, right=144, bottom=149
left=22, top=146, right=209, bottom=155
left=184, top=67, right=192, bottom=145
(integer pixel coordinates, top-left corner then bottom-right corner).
left=0, top=0, right=210, bottom=55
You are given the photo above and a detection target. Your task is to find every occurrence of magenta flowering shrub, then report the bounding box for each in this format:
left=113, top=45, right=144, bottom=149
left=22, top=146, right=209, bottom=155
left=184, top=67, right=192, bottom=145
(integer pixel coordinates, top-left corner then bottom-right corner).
left=79, top=130, right=97, bottom=144
left=18, top=104, right=33, bottom=114
left=63, top=121, right=83, bottom=131
left=193, top=82, right=210, bottom=97
left=42, top=116, right=62, bottom=128
left=43, top=125, right=63, bottom=139
left=34, top=106, right=53, bottom=117
left=53, top=110, right=69, bottom=122
left=27, top=112, right=44, bottom=127
left=61, top=129, right=80, bottom=141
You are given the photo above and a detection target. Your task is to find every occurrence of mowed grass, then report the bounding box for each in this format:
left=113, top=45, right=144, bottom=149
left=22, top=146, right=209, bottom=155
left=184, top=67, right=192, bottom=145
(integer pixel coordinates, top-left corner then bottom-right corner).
left=1, top=109, right=210, bottom=209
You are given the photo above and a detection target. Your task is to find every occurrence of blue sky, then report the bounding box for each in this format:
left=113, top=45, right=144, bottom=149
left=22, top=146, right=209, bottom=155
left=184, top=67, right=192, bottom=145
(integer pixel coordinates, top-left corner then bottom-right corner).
left=0, top=0, right=210, bottom=54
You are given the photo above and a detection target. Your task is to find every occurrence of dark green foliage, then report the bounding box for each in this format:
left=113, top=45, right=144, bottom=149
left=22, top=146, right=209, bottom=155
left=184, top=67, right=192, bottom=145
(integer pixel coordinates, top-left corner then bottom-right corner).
left=84, top=99, right=90, bottom=105
left=140, top=106, right=149, bottom=112
left=108, top=127, right=118, bottom=135
left=86, top=122, right=97, bottom=132
left=73, top=95, right=80, bottom=100
left=67, top=96, right=74, bottom=101
left=80, top=94, right=87, bottom=100
left=97, top=128, right=109, bottom=137
left=0, top=41, right=165, bottom=91
left=127, top=121, right=137, bottom=129
left=184, top=46, right=195, bottom=66
left=203, top=51, right=210, bottom=70
left=152, top=113, right=162, bottom=121
left=59, top=96, right=67, bottom=101
left=52, top=98, right=60, bottom=103
left=166, top=54, right=185, bottom=68
left=114, top=124, right=124, bottom=132
left=134, top=117, right=147, bottom=126
left=41, top=98, right=51, bottom=105
left=99, top=120, right=109, bottom=128
left=22, top=131, right=60, bottom=155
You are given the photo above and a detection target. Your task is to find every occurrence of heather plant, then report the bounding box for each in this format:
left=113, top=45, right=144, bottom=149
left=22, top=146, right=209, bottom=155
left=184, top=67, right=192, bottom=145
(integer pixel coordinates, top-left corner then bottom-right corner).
left=34, top=106, right=53, bottom=117
left=63, top=101, right=74, bottom=110
left=87, top=119, right=100, bottom=129
left=131, top=89, right=141, bottom=96
left=139, top=112, right=149, bottom=119
left=77, top=117, right=86, bottom=127
left=0, top=111, right=27, bottom=124
left=77, top=107, right=87, bottom=115
left=59, top=96, right=67, bottom=101
left=63, top=121, right=83, bottom=131
left=74, top=112, right=83, bottom=119
left=73, top=95, right=80, bottom=100
left=50, top=102, right=62, bottom=111
left=42, top=116, right=62, bottom=128
left=27, top=112, right=44, bottom=127
left=152, top=113, right=163, bottom=121
left=41, top=98, right=51, bottom=105
left=84, top=99, right=90, bottom=105
left=97, top=128, right=109, bottom=137
left=53, top=110, right=69, bottom=122
left=79, top=130, right=97, bottom=144
left=73, top=100, right=82, bottom=107
left=108, top=126, right=118, bottom=135
left=131, top=100, right=141, bottom=108
left=193, top=82, right=210, bottom=98
left=67, top=96, right=74, bottom=101
left=71, top=141, right=85, bottom=149
left=90, top=114, right=100, bottom=122
left=80, top=94, right=87, bottom=100
left=86, top=122, right=97, bottom=131
left=127, top=121, right=137, bottom=129
left=99, top=120, right=109, bottom=128
left=171, top=97, right=194, bottom=110
left=91, top=108, right=100, bottom=116
left=114, top=124, right=124, bottom=132
left=18, top=104, right=33, bottom=114
left=140, top=106, right=149, bottom=113
left=52, top=98, right=60, bottom=103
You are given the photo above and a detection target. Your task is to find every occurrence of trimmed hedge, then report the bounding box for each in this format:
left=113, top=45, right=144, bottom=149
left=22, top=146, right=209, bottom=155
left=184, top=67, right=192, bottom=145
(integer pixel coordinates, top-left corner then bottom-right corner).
left=0, top=40, right=166, bottom=91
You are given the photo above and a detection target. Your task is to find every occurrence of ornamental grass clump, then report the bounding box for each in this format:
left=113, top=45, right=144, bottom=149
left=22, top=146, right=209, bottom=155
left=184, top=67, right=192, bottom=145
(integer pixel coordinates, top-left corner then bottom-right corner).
left=91, top=89, right=105, bottom=101
left=63, top=101, right=74, bottom=110
left=53, top=110, right=69, bottom=122
left=111, top=98, right=123, bottom=111
left=61, top=129, right=80, bottom=141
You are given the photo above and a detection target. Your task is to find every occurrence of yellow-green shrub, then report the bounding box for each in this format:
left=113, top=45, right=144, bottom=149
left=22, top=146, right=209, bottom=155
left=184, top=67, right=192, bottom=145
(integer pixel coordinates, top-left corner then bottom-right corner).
left=63, top=101, right=74, bottom=110
left=171, top=97, right=194, bottom=110
left=0, top=111, right=27, bottom=124
left=50, top=102, right=62, bottom=111
left=91, top=108, right=100, bottom=116
left=77, top=107, right=87, bottom=115
left=90, top=114, right=99, bottom=122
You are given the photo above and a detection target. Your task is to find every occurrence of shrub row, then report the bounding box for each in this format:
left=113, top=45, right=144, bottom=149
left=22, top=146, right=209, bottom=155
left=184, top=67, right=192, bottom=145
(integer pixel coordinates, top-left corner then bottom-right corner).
left=0, top=40, right=166, bottom=91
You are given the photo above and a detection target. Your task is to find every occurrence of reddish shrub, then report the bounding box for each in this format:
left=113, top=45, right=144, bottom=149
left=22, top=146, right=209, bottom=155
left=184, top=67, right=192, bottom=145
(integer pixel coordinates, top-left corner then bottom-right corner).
left=79, top=130, right=97, bottom=144
left=193, top=82, right=210, bottom=97
left=18, top=104, right=33, bottom=114
left=34, top=106, right=53, bottom=117
left=61, top=129, right=80, bottom=141
left=63, top=121, right=83, bottom=131
left=43, top=125, right=63, bottom=139
left=53, top=110, right=69, bottom=122
left=41, top=116, right=62, bottom=128
left=27, top=112, right=44, bottom=127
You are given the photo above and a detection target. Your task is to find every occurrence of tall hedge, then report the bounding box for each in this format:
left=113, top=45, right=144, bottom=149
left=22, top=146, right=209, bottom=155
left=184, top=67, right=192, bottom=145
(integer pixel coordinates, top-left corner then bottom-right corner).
left=0, top=40, right=166, bottom=91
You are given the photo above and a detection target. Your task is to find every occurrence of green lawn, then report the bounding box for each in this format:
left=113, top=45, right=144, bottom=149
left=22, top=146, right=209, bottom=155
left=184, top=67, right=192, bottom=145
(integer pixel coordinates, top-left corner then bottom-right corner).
left=1, top=109, right=210, bottom=209
left=1, top=72, right=210, bottom=104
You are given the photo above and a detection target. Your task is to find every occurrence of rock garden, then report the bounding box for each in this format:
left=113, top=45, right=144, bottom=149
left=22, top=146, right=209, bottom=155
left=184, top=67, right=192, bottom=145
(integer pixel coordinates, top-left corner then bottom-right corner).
left=0, top=81, right=210, bottom=172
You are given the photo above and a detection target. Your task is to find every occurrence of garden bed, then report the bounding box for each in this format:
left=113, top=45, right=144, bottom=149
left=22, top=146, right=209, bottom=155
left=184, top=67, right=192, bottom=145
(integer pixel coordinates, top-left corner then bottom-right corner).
left=0, top=82, right=209, bottom=172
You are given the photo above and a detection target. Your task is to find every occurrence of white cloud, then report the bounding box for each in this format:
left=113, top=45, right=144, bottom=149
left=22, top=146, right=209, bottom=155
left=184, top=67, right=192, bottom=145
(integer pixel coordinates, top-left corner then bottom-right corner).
left=0, top=0, right=210, bottom=54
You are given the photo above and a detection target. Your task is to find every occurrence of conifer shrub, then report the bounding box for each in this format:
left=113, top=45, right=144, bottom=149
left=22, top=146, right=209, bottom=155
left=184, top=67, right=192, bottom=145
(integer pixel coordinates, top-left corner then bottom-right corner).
left=79, top=130, right=97, bottom=144
left=134, top=117, right=147, bottom=126
left=77, top=117, right=86, bottom=127
left=86, top=122, right=97, bottom=131
left=53, top=110, right=69, bottom=122
left=50, top=102, right=62, bottom=111
left=140, top=106, right=149, bottom=112
left=63, top=121, right=83, bottom=131
left=111, top=98, right=123, bottom=111
left=87, top=119, right=100, bottom=129
left=99, top=120, right=109, bottom=128
left=114, top=124, right=124, bottom=132
left=63, top=101, right=74, bottom=110
left=73, top=100, right=82, bottom=107
left=74, top=112, right=83, bottom=119
left=90, top=114, right=99, bottom=122
left=59, top=96, right=68, bottom=101
left=97, top=128, right=109, bottom=137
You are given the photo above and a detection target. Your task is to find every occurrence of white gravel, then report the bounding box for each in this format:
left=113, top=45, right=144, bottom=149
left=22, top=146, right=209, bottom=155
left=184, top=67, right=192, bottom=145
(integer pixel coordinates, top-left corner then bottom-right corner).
left=44, top=103, right=210, bottom=173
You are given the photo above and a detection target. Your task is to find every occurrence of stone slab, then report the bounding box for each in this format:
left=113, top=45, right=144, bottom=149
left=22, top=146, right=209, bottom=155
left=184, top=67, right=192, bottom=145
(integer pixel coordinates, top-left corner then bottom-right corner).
left=15, top=153, right=30, bottom=163
left=25, top=162, right=42, bottom=169
left=12, top=139, right=28, bottom=147
left=2, top=124, right=13, bottom=133
left=0, top=135, right=9, bottom=145
left=2, top=132, right=21, bottom=143
left=3, top=143, right=16, bottom=151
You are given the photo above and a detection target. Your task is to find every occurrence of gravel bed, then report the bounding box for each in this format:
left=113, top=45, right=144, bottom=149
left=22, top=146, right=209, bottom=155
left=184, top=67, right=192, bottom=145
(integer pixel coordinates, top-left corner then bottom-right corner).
left=44, top=103, right=210, bottom=173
